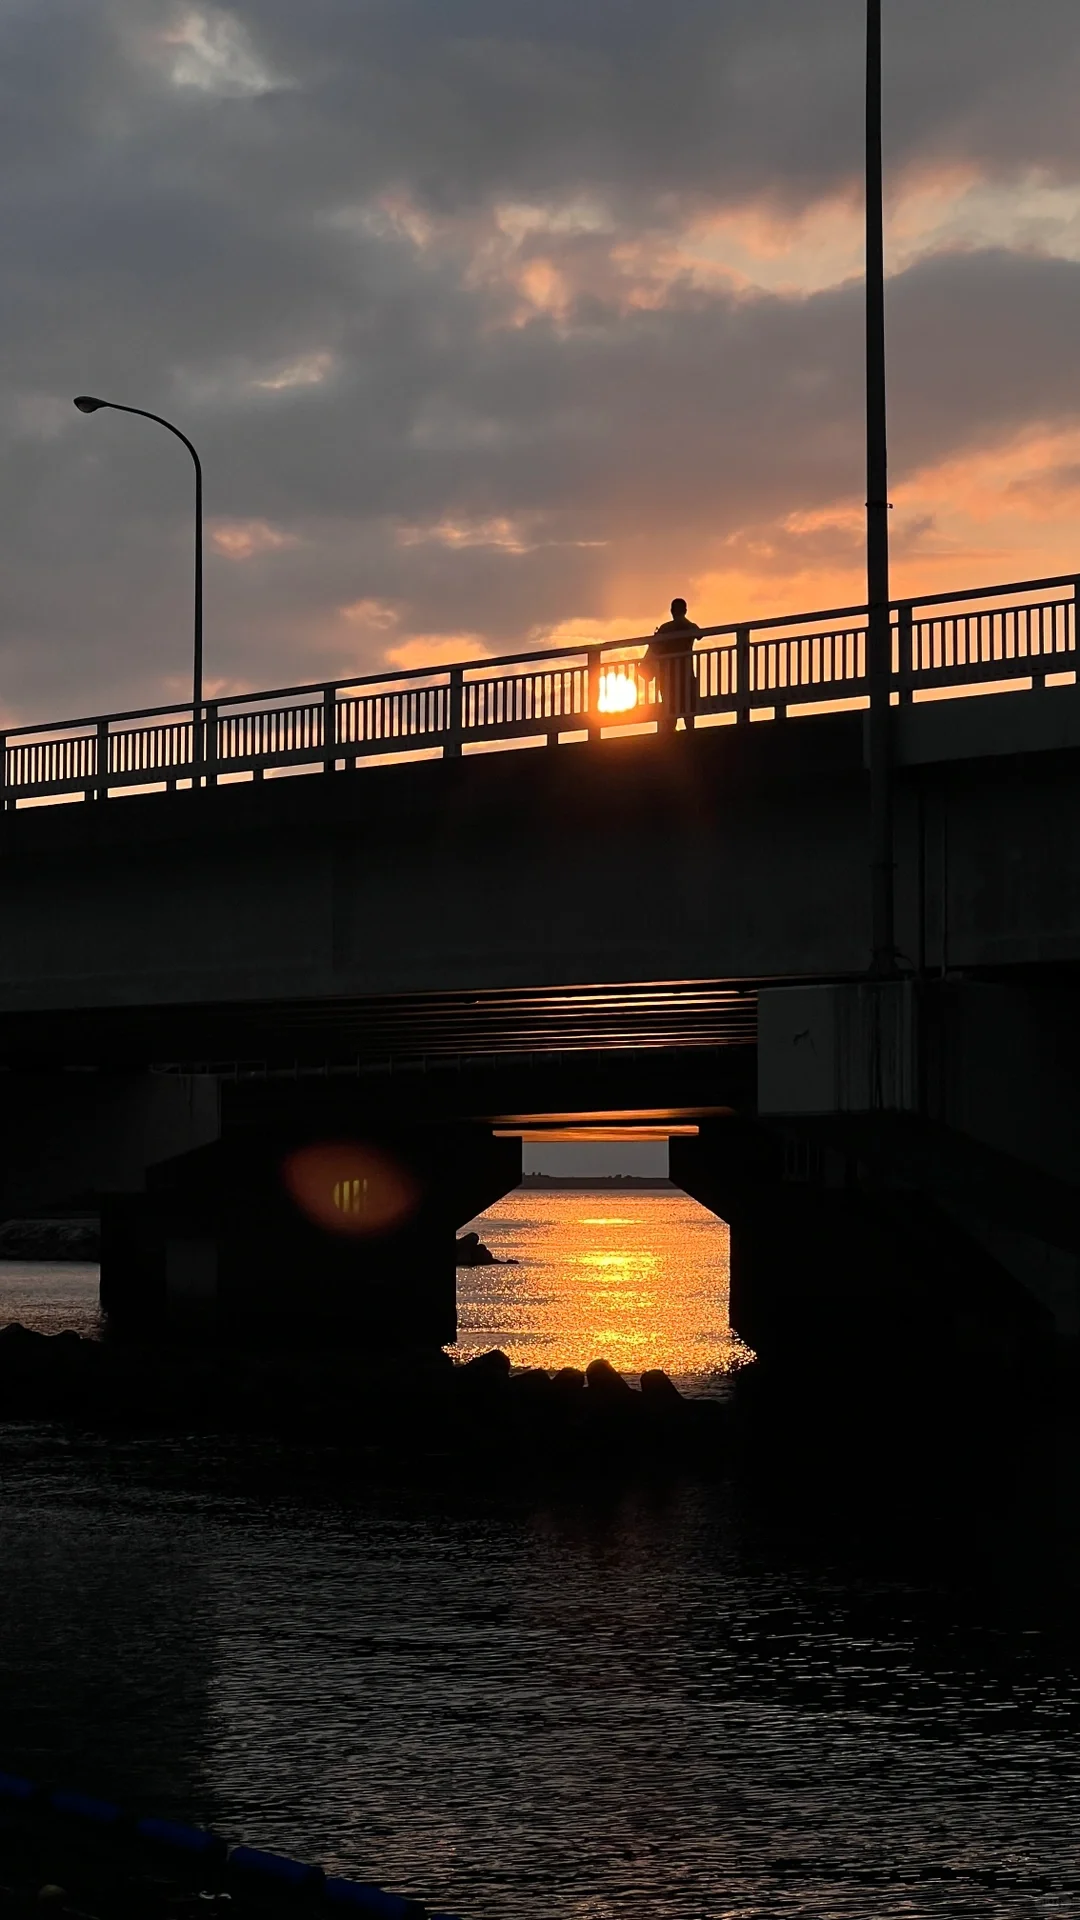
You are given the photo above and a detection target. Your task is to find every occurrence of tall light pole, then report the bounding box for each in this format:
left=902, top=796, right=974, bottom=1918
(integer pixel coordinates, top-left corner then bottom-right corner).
left=865, top=0, right=894, bottom=974
left=73, top=396, right=204, bottom=780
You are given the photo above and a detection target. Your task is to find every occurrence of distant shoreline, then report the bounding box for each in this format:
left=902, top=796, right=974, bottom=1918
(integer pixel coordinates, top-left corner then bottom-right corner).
left=518, top=1176, right=674, bottom=1191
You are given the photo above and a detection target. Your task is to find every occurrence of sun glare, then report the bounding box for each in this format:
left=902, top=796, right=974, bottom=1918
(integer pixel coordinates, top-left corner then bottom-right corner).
left=596, top=668, right=639, bottom=714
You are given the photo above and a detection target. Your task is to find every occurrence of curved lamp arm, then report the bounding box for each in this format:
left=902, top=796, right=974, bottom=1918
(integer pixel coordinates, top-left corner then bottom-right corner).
left=73, top=395, right=204, bottom=774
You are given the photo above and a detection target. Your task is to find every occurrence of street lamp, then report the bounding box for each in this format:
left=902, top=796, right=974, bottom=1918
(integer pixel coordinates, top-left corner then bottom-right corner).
left=73, top=395, right=204, bottom=780
left=865, top=0, right=894, bottom=974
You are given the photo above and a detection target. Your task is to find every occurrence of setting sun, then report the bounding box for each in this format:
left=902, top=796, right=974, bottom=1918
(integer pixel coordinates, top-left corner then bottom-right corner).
left=596, top=667, right=640, bottom=714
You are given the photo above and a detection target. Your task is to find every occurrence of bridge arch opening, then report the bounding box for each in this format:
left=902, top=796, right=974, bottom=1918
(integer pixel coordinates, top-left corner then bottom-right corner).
left=454, top=1120, right=750, bottom=1384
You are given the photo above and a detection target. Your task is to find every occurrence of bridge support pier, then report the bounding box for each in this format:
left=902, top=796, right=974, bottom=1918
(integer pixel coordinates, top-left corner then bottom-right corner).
left=674, top=980, right=1080, bottom=1385
left=668, top=975, right=1076, bottom=1382
left=672, top=1119, right=1055, bottom=1385
left=100, top=1123, right=521, bottom=1348
left=0, top=1072, right=221, bottom=1220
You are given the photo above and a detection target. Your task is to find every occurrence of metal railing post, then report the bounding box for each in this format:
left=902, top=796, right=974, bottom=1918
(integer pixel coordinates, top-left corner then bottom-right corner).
left=444, top=667, right=463, bottom=758
left=897, top=602, right=914, bottom=702
left=323, top=683, right=337, bottom=772
left=587, top=654, right=602, bottom=741
left=774, top=638, right=790, bottom=721
left=1065, top=578, right=1080, bottom=691
left=735, top=627, right=751, bottom=723
left=95, top=718, right=110, bottom=801
left=204, top=702, right=218, bottom=787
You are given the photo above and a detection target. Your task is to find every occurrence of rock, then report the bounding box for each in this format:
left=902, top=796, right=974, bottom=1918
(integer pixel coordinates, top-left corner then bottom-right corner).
left=46, top=1330, right=102, bottom=1374
left=0, top=1219, right=100, bottom=1261
left=454, top=1232, right=519, bottom=1268
left=550, top=1366, right=586, bottom=1397
left=509, top=1368, right=554, bottom=1405
left=455, top=1232, right=498, bottom=1267
left=0, top=1321, right=45, bottom=1348
left=0, top=1325, right=105, bottom=1420
left=458, top=1349, right=512, bottom=1386
left=585, top=1357, right=635, bottom=1400
left=640, top=1368, right=684, bottom=1408
left=0, top=1323, right=49, bottom=1370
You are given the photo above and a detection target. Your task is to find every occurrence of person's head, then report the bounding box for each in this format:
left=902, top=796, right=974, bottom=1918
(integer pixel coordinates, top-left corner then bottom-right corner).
left=670, top=597, right=687, bottom=618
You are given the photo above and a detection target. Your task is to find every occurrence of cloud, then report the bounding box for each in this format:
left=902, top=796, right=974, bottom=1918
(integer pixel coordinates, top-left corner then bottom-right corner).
left=397, top=516, right=534, bottom=553
left=3, top=2, right=1080, bottom=725
left=209, top=518, right=299, bottom=559
left=340, top=597, right=398, bottom=629
left=253, top=351, right=335, bottom=393
left=160, top=8, right=285, bottom=98
left=541, top=616, right=653, bottom=649
left=384, top=635, right=492, bottom=670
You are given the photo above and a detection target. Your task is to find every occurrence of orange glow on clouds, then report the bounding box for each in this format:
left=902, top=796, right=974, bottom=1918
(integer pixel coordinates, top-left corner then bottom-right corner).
left=210, top=519, right=299, bottom=560
left=677, top=424, right=1080, bottom=629
left=366, top=413, right=1080, bottom=670
left=384, top=634, right=492, bottom=669
left=484, top=164, right=1080, bottom=323
left=540, top=616, right=652, bottom=649
left=306, top=168, right=1080, bottom=675
left=397, top=515, right=533, bottom=553
left=340, top=597, right=398, bottom=629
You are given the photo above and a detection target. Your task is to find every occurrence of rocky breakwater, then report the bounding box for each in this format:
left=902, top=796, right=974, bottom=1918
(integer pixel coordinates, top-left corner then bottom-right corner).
left=454, top=1231, right=516, bottom=1267
left=0, top=1326, right=731, bottom=1473
left=0, top=1218, right=100, bottom=1261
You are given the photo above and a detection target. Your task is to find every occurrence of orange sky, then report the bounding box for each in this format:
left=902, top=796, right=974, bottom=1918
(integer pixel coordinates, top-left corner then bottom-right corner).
left=314, top=165, right=1080, bottom=671
left=9, top=6, right=1080, bottom=719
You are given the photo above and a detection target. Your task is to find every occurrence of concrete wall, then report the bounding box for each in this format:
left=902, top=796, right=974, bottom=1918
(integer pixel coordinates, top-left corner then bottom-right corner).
left=892, top=688, right=1080, bottom=971
left=1, top=694, right=1078, bottom=1038
left=0, top=1073, right=220, bottom=1214
left=0, top=719, right=869, bottom=1020
left=743, top=970, right=1080, bottom=1365
left=670, top=1115, right=1062, bottom=1378
left=100, top=1122, right=523, bottom=1345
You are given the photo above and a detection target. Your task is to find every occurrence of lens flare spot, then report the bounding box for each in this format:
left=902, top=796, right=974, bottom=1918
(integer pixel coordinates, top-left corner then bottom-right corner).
left=282, top=1141, right=418, bottom=1237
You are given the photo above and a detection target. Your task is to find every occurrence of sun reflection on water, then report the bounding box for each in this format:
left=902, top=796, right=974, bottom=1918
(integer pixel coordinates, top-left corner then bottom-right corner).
left=450, top=1189, right=752, bottom=1385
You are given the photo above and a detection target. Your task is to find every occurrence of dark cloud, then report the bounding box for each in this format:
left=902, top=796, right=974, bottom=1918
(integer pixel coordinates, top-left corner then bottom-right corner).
left=3, top=0, right=1080, bottom=723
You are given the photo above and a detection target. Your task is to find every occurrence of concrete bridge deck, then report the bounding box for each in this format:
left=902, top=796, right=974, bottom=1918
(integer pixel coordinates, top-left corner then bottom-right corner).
left=0, top=571, right=1077, bottom=1369
left=2, top=681, right=1080, bottom=1049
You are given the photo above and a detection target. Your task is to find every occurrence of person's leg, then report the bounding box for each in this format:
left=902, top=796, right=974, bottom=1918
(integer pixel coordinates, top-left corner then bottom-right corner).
left=673, top=654, right=695, bottom=729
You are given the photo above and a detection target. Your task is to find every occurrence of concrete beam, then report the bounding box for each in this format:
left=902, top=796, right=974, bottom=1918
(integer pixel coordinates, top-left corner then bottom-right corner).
left=0, top=720, right=870, bottom=1016
left=0, top=1072, right=220, bottom=1215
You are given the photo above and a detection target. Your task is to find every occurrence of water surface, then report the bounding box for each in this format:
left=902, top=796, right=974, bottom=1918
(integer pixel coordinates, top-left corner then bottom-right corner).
left=453, top=1188, right=749, bottom=1384
left=0, top=1260, right=100, bottom=1338
left=1, top=1428, right=1079, bottom=1919
left=1, top=1215, right=1080, bottom=1916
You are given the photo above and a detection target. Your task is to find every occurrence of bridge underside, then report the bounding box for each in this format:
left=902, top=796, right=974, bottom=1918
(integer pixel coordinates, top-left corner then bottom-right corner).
left=0, top=985, right=760, bottom=1351
left=3, top=974, right=1079, bottom=1379
left=0, top=978, right=758, bottom=1077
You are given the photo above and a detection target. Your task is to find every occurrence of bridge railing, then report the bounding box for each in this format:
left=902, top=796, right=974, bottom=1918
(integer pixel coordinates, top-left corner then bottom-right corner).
left=1, top=572, right=1075, bottom=804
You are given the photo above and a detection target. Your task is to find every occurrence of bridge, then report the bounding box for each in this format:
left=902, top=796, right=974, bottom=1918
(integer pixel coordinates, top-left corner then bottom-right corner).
left=1, top=571, right=1078, bottom=1374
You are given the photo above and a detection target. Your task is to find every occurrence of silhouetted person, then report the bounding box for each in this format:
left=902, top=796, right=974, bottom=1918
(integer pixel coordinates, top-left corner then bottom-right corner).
left=646, top=597, right=701, bottom=729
